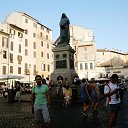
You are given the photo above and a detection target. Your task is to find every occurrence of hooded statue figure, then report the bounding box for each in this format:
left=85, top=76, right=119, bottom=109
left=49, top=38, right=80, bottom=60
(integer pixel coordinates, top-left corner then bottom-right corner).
left=59, top=13, right=70, bottom=44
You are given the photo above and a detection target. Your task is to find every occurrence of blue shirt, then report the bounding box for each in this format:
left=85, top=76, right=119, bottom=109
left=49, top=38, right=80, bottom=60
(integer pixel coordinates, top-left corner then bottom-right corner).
left=80, top=83, right=87, bottom=97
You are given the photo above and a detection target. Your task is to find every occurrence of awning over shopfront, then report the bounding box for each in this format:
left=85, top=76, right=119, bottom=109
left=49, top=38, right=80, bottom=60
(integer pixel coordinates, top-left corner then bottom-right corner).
left=18, top=80, right=30, bottom=83
left=0, top=74, right=24, bottom=80
left=95, top=78, right=110, bottom=82
left=0, top=75, right=25, bottom=87
left=118, top=75, right=124, bottom=79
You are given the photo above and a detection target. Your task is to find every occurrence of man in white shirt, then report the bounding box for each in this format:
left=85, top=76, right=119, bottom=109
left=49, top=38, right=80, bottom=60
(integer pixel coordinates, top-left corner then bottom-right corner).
left=104, top=74, right=121, bottom=128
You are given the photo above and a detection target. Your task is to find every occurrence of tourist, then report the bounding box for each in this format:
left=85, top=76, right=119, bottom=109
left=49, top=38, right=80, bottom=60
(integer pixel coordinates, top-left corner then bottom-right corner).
left=63, top=83, right=72, bottom=107
left=90, top=78, right=99, bottom=114
left=32, top=75, right=51, bottom=128
left=104, top=74, right=121, bottom=128
left=80, top=78, right=91, bottom=117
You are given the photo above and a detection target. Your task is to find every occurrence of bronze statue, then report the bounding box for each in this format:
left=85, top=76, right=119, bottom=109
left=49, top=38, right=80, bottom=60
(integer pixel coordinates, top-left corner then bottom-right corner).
left=59, top=13, right=70, bottom=44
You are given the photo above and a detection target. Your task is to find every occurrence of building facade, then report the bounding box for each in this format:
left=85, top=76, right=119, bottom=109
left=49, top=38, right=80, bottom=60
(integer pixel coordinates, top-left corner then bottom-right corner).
left=96, top=49, right=128, bottom=79
left=0, top=12, right=54, bottom=86
left=55, top=25, right=128, bottom=80
left=1, top=12, right=128, bottom=86
left=54, top=25, right=97, bottom=79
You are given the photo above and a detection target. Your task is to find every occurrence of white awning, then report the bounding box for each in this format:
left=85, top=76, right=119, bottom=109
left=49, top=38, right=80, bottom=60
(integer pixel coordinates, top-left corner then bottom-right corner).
left=19, top=80, right=30, bottom=83
left=0, top=74, right=25, bottom=80
left=0, top=80, right=7, bottom=82
left=95, top=78, right=110, bottom=81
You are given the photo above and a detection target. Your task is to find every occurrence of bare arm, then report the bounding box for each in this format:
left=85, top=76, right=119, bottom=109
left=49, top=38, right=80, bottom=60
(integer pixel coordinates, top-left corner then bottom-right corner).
left=70, top=88, right=72, bottom=97
left=31, top=92, right=35, bottom=105
left=98, top=89, right=118, bottom=101
left=94, top=84, right=99, bottom=96
left=85, top=84, right=91, bottom=98
left=46, top=91, right=51, bottom=106
left=104, top=89, right=118, bottom=97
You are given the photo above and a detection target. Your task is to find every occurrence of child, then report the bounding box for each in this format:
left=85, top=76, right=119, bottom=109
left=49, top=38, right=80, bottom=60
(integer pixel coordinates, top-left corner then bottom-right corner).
left=63, top=83, right=72, bottom=107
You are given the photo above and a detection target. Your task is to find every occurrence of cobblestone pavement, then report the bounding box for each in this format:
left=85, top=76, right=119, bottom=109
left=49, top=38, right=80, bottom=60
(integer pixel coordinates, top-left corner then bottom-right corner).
left=0, top=97, right=37, bottom=128
left=0, top=91, right=127, bottom=128
left=116, top=91, right=128, bottom=128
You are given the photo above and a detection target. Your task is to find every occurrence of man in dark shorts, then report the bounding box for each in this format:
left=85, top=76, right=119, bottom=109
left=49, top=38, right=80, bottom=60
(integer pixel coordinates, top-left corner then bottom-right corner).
left=104, top=74, right=121, bottom=128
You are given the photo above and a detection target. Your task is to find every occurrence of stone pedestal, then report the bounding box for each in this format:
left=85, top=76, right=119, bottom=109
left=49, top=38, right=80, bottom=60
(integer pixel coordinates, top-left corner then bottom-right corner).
left=51, top=44, right=76, bottom=84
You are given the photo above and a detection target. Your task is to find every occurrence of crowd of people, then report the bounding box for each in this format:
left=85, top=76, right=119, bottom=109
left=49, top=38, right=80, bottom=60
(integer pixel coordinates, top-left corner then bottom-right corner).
left=0, top=73, right=127, bottom=128
left=0, top=83, right=23, bottom=103
left=31, top=75, right=73, bottom=128
left=77, top=74, right=127, bottom=128
left=0, top=84, right=8, bottom=98
left=31, top=74, right=128, bottom=128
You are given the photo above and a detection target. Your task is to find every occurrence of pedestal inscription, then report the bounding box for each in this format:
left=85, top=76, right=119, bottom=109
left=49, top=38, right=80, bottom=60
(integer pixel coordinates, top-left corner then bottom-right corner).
left=56, top=60, right=67, bottom=69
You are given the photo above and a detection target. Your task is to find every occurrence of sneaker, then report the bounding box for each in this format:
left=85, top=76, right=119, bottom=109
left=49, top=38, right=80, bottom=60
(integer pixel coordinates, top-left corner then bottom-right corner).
left=82, top=111, right=87, bottom=117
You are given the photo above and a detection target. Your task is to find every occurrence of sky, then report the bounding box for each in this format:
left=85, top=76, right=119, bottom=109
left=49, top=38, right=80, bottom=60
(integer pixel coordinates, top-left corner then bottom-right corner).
left=0, top=0, right=128, bottom=52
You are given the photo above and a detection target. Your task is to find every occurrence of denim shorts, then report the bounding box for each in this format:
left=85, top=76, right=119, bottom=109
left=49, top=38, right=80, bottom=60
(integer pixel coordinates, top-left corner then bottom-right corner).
left=34, top=104, right=50, bottom=123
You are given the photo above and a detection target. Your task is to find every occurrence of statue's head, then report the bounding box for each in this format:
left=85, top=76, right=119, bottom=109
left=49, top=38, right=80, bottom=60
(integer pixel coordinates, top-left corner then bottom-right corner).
left=62, top=13, right=66, bottom=18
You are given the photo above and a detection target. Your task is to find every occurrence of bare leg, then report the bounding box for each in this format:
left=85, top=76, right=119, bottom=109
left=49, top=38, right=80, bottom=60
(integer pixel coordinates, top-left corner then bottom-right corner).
left=109, top=112, right=116, bottom=128
left=83, top=103, right=90, bottom=111
left=94, top=102, right=98, bottom=111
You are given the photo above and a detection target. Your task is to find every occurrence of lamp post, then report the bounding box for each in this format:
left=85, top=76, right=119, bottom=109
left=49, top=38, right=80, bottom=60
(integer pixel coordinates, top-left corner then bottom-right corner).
left=29, top=64, right=31, bottom=85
